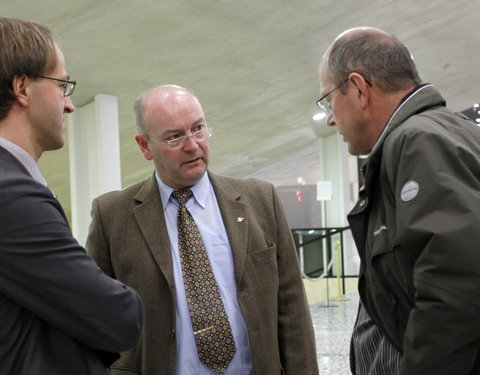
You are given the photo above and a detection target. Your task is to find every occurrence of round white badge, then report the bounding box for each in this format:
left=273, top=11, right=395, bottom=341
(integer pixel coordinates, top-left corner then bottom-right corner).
left=400, top=181, right=419, bottom=202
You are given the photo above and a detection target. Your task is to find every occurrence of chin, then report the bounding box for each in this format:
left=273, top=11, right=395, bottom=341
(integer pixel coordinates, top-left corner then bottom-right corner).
left=190, top=170, right=206, bottom=181
left=348, top=146, right=362, bottom=156
left=48, top=138, right=65, bottom=152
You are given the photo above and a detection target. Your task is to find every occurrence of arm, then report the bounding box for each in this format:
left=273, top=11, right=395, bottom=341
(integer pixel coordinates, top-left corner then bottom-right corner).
left=0, top=175, right=143, bottom=353
left=271, top=186, right=319, bottom=374
left=387, top=125, right=480, bottom=374
left=85, top=197, right=115, bottom=277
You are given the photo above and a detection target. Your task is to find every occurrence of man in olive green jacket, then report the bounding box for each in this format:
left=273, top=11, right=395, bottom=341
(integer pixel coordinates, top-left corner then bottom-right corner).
left=319, top=26, right=480, bottom=374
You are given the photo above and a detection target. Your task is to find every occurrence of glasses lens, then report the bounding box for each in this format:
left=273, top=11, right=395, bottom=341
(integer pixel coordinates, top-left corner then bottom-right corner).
left=167, top=128, right=212, bottom=150
left=193, top=128, right=211, bottom=141
left=65, top=82, right=75, bottom=96
left=317, top=100, right=331, bottom=116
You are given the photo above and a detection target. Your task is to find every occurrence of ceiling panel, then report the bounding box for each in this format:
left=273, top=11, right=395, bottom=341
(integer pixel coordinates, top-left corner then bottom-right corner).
left=2, top=0, right=479, bottom=218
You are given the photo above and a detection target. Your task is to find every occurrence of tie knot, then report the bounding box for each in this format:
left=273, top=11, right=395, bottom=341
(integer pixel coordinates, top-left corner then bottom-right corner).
left=172, top=189, right=193, bottom=205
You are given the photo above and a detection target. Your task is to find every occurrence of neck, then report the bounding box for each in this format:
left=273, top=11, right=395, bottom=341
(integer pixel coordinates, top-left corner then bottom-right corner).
left=0, top=111, right=41, bottom=161
left=366, top=87, right=414, bottom=147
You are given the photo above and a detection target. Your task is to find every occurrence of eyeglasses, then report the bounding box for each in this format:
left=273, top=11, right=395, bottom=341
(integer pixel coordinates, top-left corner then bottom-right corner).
left=35, top=75, right=77, bottom=96
left=148, top=126, right=212, bottom=150
left=315, top=78, right=349, bottom=116
left=316, top=76, right=373, bottom=116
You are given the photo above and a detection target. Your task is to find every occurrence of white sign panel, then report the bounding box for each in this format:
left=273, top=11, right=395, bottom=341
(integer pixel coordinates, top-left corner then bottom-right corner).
left=316, top=180, right=332, bottom=201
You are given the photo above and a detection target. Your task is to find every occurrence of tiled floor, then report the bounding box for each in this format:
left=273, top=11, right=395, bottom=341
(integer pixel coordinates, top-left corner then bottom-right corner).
left=310, top=292, right=359, bottom=375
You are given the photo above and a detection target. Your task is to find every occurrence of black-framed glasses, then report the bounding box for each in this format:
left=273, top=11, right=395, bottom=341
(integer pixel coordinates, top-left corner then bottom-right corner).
left=35, top=75, right=76, bottom=96
left=316, top=76, right=373, bottom=116
left=315, top=78, right=349, bottom=116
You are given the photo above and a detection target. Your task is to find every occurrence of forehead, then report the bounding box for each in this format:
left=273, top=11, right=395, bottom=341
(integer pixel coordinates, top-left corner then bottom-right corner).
left=318, top=58, right=333, bottom=92
left=48, top=43, right=66, bottom=75
left=145, top=90, right=205, bottom=131
left=320, top=78, right=333, bottom=95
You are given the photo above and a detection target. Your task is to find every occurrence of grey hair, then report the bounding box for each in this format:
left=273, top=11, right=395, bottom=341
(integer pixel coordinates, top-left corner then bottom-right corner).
left=323, top=27, right=422, bottom=92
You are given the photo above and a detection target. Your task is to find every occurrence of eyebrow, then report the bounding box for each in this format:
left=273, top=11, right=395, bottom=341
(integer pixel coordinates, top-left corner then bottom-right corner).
left=162, top=119, right=206, bottom=134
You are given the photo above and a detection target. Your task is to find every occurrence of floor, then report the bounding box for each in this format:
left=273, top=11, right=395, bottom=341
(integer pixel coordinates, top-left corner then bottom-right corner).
left=310, top=292, right=359, bottom=375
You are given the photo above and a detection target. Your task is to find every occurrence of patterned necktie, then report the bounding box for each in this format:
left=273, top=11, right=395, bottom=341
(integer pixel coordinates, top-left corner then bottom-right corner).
left=172, top=189, right=236, bottom=374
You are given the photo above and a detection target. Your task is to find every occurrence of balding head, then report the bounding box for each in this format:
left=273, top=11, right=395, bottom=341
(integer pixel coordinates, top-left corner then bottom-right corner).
left=320, top=26, right=422, bottom=93
left=134, top=85, right=203, bottom=136
left=317, top=27, right=422, bottom=156
left=133, top=84, right=210, bottom=189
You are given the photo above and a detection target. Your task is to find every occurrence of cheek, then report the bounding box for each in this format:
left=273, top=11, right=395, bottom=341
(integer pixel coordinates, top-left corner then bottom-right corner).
left=200, top=143, right=210, bottom=157
left=160, top=150, right=181, bottom=168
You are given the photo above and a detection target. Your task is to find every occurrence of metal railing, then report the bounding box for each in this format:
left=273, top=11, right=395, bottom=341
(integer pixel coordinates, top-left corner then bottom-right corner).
left=291, top=227, right=351, bottom=298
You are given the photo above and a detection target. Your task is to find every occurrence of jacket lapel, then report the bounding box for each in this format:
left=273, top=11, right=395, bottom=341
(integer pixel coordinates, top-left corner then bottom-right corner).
left=209, top=172, right=248, bottom=288
left=133, top=175, right=175, bottom=288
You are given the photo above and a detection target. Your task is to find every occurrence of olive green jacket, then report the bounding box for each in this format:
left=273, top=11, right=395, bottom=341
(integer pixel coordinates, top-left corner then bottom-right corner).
left=349, top=84, right=480, bottom=374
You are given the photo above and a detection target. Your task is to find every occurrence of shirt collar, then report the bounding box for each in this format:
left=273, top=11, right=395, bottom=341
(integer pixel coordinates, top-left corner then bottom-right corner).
left=0, top=137, right=47, bottom=186
left=155, top=171, right=210, bottom=210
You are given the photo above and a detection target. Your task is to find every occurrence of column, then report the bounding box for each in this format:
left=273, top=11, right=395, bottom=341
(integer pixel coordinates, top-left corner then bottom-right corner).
left=320, top=132, right=360, bottom=277
left=68, top=94, right=121, bottom=246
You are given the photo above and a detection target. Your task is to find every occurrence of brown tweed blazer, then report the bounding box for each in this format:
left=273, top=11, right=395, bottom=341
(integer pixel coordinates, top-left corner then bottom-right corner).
left=86, top=171, right=318, bottom=375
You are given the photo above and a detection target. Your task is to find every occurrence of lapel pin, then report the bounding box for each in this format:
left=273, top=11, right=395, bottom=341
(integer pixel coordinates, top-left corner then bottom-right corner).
left=237, top=217, right=244, bottom=222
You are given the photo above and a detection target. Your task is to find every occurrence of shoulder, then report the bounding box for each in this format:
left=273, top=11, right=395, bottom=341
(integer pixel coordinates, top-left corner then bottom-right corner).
left=0, top=164, right=64, bottom=232
left=381, top=107, right=480, bottom=184
left=208, top=172, right=281, bottom=212
left=386, top=106, right=480, bottom=152
left=0, top=146, right=29, bottom=179
left=0, top=153, right=50, bottom=200
left=94, top=175, right=154, bottom=208
left=209, top=172, right=275, bottom=195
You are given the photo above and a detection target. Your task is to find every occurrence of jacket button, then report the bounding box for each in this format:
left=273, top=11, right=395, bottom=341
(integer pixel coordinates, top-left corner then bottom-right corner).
left=359, top=199, right=366, bottom=207
left=171, top=329, right=175, bottom=338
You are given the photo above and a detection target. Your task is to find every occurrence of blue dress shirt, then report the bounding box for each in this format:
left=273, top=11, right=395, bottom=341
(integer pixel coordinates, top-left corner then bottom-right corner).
left=156, top=172, right=253, bottom=375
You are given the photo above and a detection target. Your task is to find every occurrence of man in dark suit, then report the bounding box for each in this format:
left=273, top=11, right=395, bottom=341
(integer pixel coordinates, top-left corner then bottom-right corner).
left=86, top=85, right=318, bottom=375
left=0, top=18, right=143, bottom=375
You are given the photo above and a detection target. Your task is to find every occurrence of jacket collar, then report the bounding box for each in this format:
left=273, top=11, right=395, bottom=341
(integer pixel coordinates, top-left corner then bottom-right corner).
left=132, top=174, right=175, bottom=287
left=132, top=171, right=249, bottom=289
left=350, top=85, right=446, bottom=217
left=370, top=84, right=446, bottom=156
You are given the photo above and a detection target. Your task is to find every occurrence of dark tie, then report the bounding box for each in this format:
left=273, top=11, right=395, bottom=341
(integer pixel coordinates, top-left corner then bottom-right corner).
left=172, top=189, right=236, bottom=374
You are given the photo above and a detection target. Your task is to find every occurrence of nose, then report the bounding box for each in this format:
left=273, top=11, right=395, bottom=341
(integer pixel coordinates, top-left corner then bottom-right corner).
left=183, top=134, right=199, bottom=151
left=64, top=96, right=75, bottom=113
left=326, top=113, right=336, bottom=127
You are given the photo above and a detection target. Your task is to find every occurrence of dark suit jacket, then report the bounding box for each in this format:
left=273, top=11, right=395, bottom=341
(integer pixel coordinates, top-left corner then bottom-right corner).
left=0, top=145, right=143, bottom=375
left=86, top=172, right=318, bottom=375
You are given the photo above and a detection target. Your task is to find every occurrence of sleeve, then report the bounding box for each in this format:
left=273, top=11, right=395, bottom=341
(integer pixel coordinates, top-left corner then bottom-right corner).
left=0, top=175, right=143, bottom=353
left=388, top=125, right=480, bottom=374
left=85, top=197, right=115, bottom=278
left=271, top=185, right=319, bottom=374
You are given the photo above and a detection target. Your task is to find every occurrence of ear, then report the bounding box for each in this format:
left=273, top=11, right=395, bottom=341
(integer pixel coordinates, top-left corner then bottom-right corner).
left=135, top=134, right=153, bottom=161
left=348, top=72, right=370, bottom=109
left=12, top=75, right=30, bottom=107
